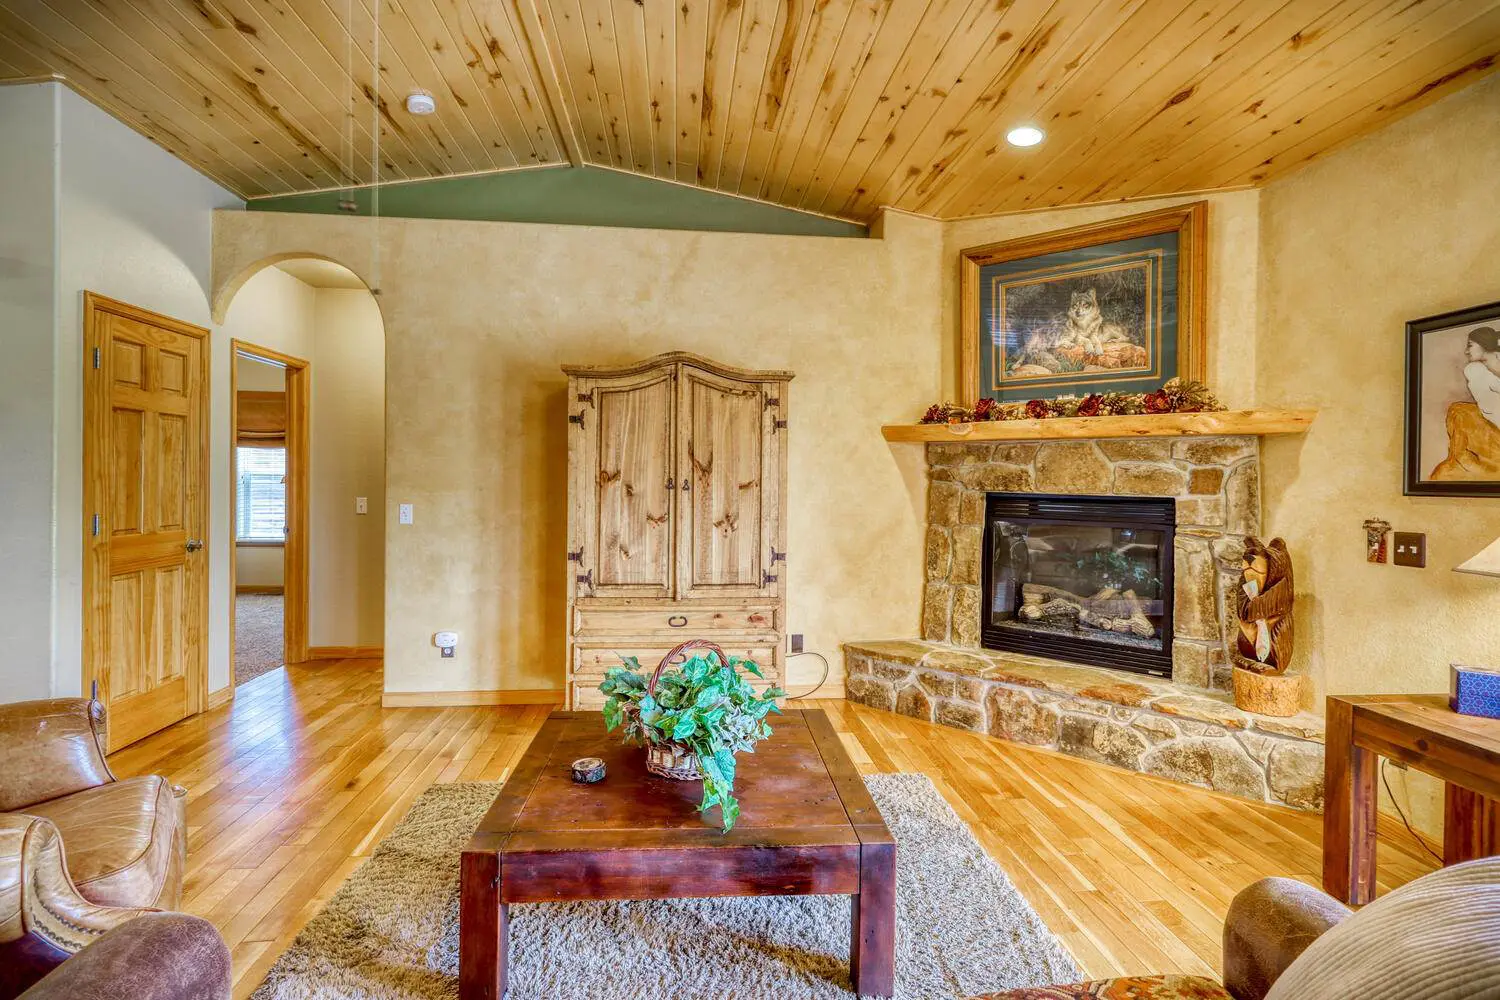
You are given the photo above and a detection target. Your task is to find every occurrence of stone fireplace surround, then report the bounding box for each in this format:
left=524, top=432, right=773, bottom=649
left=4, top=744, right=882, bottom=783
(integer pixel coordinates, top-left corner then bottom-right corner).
left=844, top=436, right=1327, bottom=810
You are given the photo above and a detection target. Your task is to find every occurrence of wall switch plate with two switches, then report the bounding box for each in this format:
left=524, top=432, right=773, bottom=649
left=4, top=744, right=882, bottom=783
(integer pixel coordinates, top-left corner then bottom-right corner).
left=1393, top=532, right=1427, bottom=568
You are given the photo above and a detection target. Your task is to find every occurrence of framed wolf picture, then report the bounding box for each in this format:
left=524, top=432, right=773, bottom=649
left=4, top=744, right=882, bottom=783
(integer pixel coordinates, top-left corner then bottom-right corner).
left=959, top=202, right=1208, bottom=405
left=1405, top=300, right=1500, bottom=497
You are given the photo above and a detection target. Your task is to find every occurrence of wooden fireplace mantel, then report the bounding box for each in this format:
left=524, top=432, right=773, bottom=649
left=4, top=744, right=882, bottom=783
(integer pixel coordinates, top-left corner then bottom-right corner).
left=880, top=408, right=1317, bottom=443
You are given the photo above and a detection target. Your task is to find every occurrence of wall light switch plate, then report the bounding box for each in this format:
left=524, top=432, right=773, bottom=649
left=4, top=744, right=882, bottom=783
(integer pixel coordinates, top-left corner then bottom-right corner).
left=399, top=503, right=414, bottom=525
left=1393, top=531, right=1427, bottom=568
left=355, top=496, right=368, bottom=515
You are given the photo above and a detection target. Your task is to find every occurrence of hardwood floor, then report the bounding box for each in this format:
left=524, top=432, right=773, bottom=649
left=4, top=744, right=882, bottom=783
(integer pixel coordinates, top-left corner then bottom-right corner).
left=107, top=657, right=1439, bottom=998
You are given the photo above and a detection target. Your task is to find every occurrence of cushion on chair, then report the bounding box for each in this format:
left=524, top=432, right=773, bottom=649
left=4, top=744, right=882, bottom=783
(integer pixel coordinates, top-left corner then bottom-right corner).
left=966, top=975, right=1232, bottom=999
left=1265, top=856, right=1500, bottom=1000
left=23, top=776, right=183, bottom=909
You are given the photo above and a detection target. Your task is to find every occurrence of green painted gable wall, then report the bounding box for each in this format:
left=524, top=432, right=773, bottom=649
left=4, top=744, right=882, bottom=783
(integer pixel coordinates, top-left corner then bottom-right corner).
left=246, top=165, right=868, bottom=238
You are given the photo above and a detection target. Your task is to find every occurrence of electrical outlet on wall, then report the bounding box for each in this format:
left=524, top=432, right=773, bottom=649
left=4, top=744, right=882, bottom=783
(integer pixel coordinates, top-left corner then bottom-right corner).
left=399, top=503, right=414, bottom=525
left=789, top=634, right=804, bottom=654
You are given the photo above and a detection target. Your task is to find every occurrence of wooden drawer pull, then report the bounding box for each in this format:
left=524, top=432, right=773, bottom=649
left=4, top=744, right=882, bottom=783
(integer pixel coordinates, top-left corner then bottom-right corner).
left=667, top=615, right=688, bottom=628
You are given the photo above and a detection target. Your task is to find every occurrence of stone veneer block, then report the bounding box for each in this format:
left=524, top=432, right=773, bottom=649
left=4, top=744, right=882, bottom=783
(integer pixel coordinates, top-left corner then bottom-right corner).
left=928, top=480, right=960, bottom=526
left=1113, top=462, right=1188, bottom=496
left=1034, top=442, right=1112, bottom=493
left=844, top=639, right=1326, bottom=810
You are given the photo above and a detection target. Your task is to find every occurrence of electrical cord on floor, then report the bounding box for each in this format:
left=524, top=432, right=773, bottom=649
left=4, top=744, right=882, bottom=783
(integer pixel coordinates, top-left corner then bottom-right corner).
left=1380, top=758, right=1444, bottom=864
left=784, top=650, right=831, bottom=701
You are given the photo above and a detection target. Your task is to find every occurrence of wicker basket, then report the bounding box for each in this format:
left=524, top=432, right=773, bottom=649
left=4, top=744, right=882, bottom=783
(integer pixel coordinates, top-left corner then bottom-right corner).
left=630, top=639, right=727, bottom=782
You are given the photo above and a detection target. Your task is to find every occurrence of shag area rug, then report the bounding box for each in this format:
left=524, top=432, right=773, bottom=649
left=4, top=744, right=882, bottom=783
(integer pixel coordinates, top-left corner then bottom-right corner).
left=252, top=774, right=1079, bottom=999
left=235, top=593, right=284, bottom=686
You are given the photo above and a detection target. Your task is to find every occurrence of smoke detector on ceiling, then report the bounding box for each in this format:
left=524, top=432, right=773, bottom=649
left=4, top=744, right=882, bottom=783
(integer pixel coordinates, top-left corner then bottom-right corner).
left=406, top=93, right=437, bottom=116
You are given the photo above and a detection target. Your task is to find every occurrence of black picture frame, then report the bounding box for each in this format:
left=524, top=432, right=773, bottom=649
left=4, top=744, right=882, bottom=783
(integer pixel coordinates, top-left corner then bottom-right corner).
left=1405, top=299, right=1500, bottom=497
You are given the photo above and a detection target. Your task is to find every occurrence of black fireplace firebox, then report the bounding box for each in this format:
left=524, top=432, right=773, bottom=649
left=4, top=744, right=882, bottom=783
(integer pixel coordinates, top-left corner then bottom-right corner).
left=981, top=493, right=1176, bottom=677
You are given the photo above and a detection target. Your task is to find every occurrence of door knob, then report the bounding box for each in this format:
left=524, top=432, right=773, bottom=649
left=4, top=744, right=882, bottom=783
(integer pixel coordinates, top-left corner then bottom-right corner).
left=185, top=538, right=204, bottom=552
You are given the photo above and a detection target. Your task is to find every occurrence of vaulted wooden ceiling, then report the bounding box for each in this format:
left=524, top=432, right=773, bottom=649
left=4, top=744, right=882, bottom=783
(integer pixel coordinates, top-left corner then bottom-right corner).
left=3, top=0, right=1498, bottom=221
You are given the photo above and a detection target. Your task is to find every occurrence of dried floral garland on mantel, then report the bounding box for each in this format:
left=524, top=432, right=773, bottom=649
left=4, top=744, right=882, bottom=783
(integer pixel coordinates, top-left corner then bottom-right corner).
left=919, top=378, right=1224, bottom=424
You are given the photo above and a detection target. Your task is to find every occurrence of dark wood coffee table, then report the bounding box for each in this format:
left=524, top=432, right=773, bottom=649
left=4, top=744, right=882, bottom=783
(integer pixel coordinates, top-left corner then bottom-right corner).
left=459, top=709, right=896, bottom=999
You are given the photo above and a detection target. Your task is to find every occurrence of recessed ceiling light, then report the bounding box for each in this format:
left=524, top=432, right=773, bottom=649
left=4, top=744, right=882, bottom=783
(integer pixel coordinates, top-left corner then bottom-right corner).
left=406, top=93, right=437, bottom=116
left=1006, top=125, right=1045, bottom=147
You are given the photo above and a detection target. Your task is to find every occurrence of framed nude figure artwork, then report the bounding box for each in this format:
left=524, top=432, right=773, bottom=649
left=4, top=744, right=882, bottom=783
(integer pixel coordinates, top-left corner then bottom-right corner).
left=1406, top=300, right=1500, bottom=497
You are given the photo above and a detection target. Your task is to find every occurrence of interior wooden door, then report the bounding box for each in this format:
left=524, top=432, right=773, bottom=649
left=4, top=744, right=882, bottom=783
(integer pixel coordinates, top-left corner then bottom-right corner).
left=675, top=365, right=783, bottom=601
left=570, top=368, right=676, bottom=600
left=83, top=293, right=209, bottom=751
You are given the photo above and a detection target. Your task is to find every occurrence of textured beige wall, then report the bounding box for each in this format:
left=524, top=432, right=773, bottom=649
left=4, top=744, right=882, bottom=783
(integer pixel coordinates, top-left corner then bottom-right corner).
left=212, top=210, right=943, bottom=696
left=308, top=289, right=385, bottom=648
left=1257, top=74, right=1500, bottom=838
left=941, top=190, right=1262, bottom=407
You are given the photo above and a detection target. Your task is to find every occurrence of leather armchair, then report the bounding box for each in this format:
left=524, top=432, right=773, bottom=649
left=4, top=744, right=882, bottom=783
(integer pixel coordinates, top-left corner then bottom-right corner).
left=0, top=699, right=188, bottom=998
left=18, top=912, right=229, bottom=1000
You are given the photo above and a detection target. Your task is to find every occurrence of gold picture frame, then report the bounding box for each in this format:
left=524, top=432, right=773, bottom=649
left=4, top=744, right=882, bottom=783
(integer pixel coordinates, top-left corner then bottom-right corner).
left=958, top=202, right=1208, bottom=407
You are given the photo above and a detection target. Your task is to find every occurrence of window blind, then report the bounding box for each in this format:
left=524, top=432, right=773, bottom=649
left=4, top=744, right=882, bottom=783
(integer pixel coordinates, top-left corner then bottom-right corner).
left=236, top=446, right=287, bottom=542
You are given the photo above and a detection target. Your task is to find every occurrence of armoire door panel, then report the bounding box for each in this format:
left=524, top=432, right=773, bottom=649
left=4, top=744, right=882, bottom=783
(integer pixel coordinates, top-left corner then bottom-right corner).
left=572, top=371, right=676, bottom=599
left=677, top=367, right=777, bottom=600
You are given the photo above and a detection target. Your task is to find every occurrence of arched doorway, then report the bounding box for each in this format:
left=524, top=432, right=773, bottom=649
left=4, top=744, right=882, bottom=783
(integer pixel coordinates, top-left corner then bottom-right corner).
left=217, top=255, right=386, bottom=692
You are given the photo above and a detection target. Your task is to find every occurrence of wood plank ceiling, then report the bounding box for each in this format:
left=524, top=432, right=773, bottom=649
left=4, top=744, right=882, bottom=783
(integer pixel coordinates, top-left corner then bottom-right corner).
left=3, top=0, right=1498, bottom=221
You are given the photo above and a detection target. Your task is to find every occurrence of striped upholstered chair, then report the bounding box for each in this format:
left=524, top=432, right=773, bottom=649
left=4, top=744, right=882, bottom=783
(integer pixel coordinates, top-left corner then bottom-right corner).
left=969, top=858, right=1500, bottom=1000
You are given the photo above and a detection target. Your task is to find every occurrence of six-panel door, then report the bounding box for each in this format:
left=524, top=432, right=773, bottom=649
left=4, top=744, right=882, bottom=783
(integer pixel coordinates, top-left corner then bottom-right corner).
left=84, top=299, right=209, bottom=751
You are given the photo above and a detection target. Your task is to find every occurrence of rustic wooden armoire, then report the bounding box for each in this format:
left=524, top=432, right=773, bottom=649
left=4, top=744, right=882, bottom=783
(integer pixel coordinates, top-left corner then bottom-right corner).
left=563, top=352, right=793, bottom=709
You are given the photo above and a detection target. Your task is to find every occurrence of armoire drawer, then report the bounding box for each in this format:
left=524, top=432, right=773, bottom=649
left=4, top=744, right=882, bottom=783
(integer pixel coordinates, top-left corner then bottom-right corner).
left=569, top=642, right=783, bottom=709
left=572, top=605, right=780, bottom=637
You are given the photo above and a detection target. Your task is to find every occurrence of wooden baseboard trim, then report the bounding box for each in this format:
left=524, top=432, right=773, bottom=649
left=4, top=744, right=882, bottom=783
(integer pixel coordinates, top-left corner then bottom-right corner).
left=235, top=585, right=285, bottom=594
left=381, top=689, right=565, bottom=708
left=207, top=685, right=234, bottom=709
left=308, top=645, right=383, bottom=660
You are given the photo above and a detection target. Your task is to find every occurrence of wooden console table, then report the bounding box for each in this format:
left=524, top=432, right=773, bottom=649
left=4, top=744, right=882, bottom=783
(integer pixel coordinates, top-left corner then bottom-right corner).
left=1323, top=693, right=1500, bottom=904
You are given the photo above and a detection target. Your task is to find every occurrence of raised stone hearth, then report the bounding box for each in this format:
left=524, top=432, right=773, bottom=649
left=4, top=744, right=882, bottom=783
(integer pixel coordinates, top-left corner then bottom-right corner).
left=844, top=639, right=1326, bottom=809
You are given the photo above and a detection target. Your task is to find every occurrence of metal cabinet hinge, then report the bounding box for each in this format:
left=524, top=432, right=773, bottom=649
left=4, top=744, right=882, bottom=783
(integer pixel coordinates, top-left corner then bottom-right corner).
left=576, top=389, right=594, bottom=405
left=569, top=412, right=586, bottom=427
left=771, top=547, right=786, bottom=564
left=567, top=548, right=583, bottom=562
left=90, top=513, right=100, bottom=537
left=773, top=419, right=788, bottom=430
left=576, top=568, right=593, bottom=590
left=764, top=396, right=779, bottom=409
left=762, top=570, right=778, bottom=587
left=91, top=347, right=100, bottom=370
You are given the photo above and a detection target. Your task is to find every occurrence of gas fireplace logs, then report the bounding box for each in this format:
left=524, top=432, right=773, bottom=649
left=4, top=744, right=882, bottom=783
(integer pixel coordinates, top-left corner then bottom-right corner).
left=1017, top=584, right=1156, bottom=638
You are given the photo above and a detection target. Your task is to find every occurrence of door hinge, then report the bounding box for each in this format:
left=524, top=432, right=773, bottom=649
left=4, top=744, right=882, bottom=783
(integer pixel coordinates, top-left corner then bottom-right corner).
left=771, top=546, right=786, bottom=564
left=773, top=419, right=788, bottom=431
left=576, top=568, right=593, bottom=590
left=567, top=547, right=583, bottom=562
left=90, top=513, right=100, bottom=537
left=762, top=570, right=779, bottom=587
left=576, top=389, right=594, bottom=406
left=569, top=411, right=586, bottom=427
left=91, top=347, right=101, bottom=370
left=764, top=396, right=779, bottom=410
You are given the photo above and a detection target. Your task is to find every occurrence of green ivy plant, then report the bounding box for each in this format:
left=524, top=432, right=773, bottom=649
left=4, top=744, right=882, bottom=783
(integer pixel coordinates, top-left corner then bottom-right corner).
left=600, top=652, right=784, bottom=832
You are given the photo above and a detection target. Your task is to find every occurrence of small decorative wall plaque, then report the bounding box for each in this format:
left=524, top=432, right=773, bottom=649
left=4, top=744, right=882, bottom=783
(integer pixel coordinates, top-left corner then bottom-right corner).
left=1363, top=518, right=1391, bottom=563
